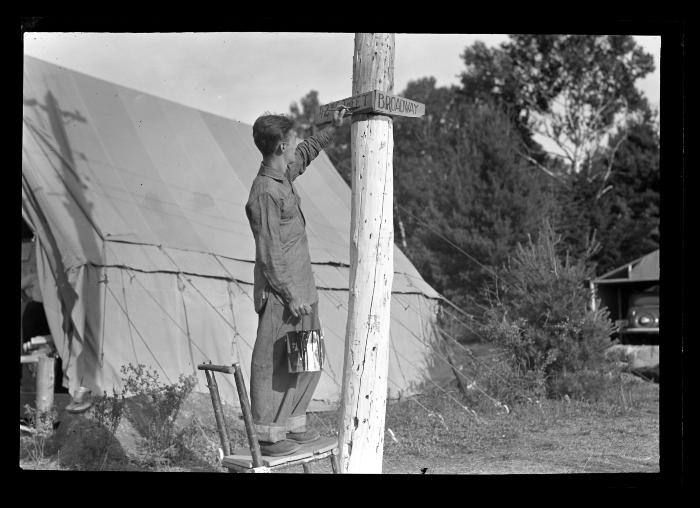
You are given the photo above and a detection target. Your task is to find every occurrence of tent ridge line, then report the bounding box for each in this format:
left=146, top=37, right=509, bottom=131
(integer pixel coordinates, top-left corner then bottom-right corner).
left=67, top=262, right=442, bottom=299
left=81, top=261, right=253, bottom=285
left=104, top=238, right=255, bottom=265
left=104, top=239, right=426, bottom=277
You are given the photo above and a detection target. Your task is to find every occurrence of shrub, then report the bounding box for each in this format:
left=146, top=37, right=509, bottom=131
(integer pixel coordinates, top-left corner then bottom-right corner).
left=478, top=220, right=615, bottom=400
left=91, top=388, right=126, bottom=433
left=175, top=415, right=224, bottom=469
left=21, top=404, right=58, bottom=467
left=120, top=364, right=197, bottom=464
left=84, top=388, right=126, bottom=470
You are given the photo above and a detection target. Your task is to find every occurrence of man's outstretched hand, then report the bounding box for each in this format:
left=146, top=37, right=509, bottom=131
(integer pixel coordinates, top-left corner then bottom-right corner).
left=332, top=106, right=349, bottom=127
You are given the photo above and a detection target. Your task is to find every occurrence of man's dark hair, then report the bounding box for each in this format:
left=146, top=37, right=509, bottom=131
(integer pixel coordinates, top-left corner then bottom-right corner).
left=252, top=114, right=296, bottom=156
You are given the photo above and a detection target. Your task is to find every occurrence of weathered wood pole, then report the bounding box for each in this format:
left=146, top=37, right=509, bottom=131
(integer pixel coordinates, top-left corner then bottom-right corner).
left=337, top=33, right=395, bottom=474
left=203, top=369, right=231, bottom=456
left=36, top=354, right=55, bottom=413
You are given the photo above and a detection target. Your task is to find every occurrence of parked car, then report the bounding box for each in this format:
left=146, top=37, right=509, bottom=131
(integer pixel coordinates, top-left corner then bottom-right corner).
left=620, top=286, right=659, bottom=345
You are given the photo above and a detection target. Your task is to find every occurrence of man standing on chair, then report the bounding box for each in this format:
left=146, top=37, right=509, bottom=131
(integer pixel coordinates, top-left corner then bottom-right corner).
left=245, top=108, right=347, bottom=457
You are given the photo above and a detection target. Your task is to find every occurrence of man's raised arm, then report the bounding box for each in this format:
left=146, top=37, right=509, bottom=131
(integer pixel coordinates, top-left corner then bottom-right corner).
left=288, top=108, right=347, bottom=181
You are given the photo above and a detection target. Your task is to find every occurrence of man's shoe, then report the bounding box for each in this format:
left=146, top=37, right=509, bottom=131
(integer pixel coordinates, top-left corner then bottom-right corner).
left=259, top=439, right=301, bottom=457
left=286, top=429, right=320, bottom=444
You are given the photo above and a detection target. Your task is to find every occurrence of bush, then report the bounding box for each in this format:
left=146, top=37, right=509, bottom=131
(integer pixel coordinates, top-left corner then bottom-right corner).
left=84, top=388, right=126, bottom=470
left=91, top=388, right=126, bottom=433
left=175, top=415, right=224, bottom=469
left=21, top=405, right=58, bottom=467
left=478, top=220, right=615, bottom=400
left=120, top=364, right=197, bottom=464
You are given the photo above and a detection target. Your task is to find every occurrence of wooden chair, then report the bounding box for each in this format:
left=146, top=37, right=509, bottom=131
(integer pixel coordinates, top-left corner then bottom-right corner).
left=197, top=362, right=340, bottom=473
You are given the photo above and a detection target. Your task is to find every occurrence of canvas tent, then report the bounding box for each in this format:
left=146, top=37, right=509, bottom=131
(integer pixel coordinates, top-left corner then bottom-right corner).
left=21, top=55, right=445, bottom=410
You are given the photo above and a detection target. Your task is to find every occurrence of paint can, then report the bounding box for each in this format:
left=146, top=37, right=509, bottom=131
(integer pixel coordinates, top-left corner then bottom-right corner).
left=286, top=329, right=325, bottom=373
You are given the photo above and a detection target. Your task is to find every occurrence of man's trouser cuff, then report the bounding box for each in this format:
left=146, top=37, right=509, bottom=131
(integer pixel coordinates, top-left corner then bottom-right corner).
left=286, top=414, right=306, bottom=433
left=254, top=422, right=287, bottom=443
left=254, top=414, right=307, bottom=442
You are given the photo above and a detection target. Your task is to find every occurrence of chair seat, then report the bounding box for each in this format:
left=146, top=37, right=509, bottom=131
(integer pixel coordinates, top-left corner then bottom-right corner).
left=223, top=437, right=338, bottom=468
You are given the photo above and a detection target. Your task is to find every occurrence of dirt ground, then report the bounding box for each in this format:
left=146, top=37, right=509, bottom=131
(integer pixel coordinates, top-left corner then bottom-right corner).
left=381, top=413, right=659, bottom=474
left=20, top=343, right=660, bottom=474
left=266, top=380, right=660, bottom=475
left=20, top=400, right=659, bottom=474
left=387, top=393, right=659, bottom=474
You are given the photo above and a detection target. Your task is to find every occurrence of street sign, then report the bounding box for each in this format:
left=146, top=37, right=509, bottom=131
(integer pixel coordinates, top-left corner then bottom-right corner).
left=316, top=91, right=375, bottom=124
left=316, top=90, right=425, bottom=125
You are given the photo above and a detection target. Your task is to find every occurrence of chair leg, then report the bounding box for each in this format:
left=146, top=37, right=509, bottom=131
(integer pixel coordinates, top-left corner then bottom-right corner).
left=204, top=370, right=231, bottom=456
left=232, top=363, right=264, bottom=468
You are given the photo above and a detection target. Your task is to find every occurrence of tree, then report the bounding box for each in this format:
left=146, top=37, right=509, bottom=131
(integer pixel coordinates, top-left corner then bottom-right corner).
left=393, top=78, right=552, bottom=314
left=602, top=111, right=660, bottom=262
left=289, top=90, right=320, bottom=136
left=459, top=35, right=659, bottom=269
left=479, top=220, right=615, bottom=401
left=459, top=41, right=543, bottom=158
left=553, top=110, right=660, bottom=274
left=291, top=77, right=555, bottom=317
left=390, top=77, right=460, bottom=250
left=460, top=35, right=655, bottom=187
left=289, top=34, right=660, bottom=308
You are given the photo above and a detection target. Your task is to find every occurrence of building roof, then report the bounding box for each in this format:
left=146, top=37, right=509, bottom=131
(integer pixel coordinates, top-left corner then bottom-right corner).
left=594, top=249, right=659, bottom=284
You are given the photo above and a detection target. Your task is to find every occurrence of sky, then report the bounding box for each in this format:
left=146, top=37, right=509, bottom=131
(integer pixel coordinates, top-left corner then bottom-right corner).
left=23, top=32, right=661, bottom=127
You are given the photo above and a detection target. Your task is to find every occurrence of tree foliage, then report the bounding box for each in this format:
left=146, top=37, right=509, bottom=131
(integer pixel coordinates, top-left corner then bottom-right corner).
left=479, top=220, right=616, bottom=400
left=288, top=90, right=319, bottom=135
left=553, top=111, right=660, bottom=274
left=392, top=77, right=552, bottom=311
left=460, top=35, right=659, bottom=270
left=288, top=34, right=659, bottom=316
left=460, top=35, right=655, bottom=179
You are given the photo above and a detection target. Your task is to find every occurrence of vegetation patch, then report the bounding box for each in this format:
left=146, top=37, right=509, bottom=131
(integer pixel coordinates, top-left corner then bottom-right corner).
left=119, top=364, right=198, bottom=467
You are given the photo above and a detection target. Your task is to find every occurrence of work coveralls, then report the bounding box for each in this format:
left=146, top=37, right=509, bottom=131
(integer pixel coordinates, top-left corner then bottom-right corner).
left=244, top=125, right=335, bottom=442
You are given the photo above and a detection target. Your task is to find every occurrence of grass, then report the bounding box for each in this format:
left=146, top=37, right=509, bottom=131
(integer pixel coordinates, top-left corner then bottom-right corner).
left=269, top=367, right=659, bottom=474
left=20, top=351, right=659, bottom=474
left=379, top=373, right=659, bottom=474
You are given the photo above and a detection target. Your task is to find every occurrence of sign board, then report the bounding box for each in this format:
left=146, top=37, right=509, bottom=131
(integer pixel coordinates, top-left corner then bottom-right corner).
left=316, top=90, right=425, bottom=125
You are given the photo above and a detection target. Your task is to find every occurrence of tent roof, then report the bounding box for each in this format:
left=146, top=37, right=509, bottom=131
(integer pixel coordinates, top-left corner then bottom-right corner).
left=594, top=249, right=659, bottom=283
left=22, top=55, right=439, bottom=299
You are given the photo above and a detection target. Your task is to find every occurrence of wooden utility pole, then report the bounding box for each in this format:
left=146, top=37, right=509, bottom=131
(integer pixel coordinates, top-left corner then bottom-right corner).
left=316, top=34, right=424, bottom=474
left=337, top=33, right=395, bottom=474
